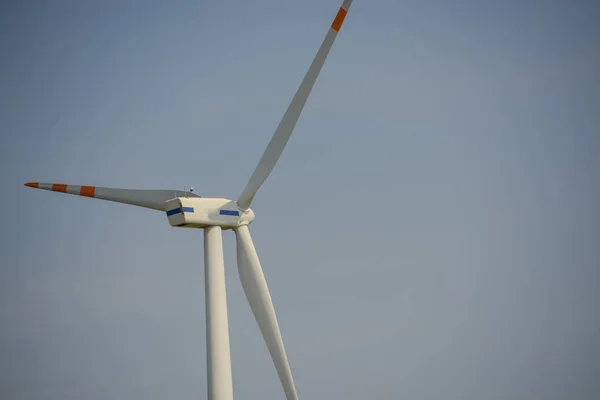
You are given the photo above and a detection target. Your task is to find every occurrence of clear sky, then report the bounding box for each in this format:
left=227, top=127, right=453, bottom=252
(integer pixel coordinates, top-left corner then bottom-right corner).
left=2, top=0, right=599, bottom=399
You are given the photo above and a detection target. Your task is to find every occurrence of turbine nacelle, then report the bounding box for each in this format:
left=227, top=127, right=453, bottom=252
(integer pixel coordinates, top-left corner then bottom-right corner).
left=165, top=197, right=255, bottom=229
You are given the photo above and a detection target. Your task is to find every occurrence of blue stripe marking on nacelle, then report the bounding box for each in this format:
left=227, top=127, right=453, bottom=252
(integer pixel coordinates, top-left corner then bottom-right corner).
left=219, top=210, right=240, bottom=216
left=166, top=207, right=194, bottom=216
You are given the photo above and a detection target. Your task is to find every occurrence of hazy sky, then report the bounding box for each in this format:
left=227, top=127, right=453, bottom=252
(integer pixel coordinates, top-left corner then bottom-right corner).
left=2, top=0, right=599, bottom=399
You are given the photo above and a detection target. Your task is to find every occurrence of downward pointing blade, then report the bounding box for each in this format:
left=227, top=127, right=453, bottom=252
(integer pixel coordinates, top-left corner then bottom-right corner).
left=237, top=0, right=353, bottom=210
left=235, top=225, right=298, bottom=400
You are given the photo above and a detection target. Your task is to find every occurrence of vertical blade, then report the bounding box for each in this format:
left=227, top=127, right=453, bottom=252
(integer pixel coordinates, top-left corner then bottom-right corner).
left=235, top=225, right=298, bottom=400
left=237, top=0, right=353, bottom=210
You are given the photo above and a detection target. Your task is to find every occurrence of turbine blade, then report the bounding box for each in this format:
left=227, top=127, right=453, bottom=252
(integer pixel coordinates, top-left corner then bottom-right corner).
left=235, top=225, right=298, bottom=400
left=237, top=0, right=353, bottom=210
left=24, top=182, right=199, bottom=211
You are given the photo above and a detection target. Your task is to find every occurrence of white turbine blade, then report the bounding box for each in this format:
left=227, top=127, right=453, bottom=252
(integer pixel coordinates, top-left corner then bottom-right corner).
left=235, top=225, right=298, bottom=400
left=237, top=0, right=353, bottom=210
left=24, top=182, right=199, bottom=211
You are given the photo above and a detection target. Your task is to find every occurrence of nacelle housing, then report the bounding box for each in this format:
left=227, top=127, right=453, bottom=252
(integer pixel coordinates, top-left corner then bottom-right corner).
left=165, top=197, right=254, bottom=229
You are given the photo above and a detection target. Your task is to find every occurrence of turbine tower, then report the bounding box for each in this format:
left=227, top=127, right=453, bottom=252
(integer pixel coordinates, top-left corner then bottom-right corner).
left=24, top=1, right=353, bottom=399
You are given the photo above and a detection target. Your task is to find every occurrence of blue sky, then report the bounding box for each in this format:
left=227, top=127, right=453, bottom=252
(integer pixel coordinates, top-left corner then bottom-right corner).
left=1, top=0, right=599, bottom=399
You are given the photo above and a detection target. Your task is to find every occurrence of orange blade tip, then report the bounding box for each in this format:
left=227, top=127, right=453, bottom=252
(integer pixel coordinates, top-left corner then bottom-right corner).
left=25, top=182, right=39, bottom=188
left=331, top=7, right=348, bottom=32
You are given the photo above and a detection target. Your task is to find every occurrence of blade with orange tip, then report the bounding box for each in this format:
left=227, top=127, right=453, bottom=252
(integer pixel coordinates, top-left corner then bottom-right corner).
left=24, top=182, right=200, bottom=211
left=237, top=0, right=353, bottom=211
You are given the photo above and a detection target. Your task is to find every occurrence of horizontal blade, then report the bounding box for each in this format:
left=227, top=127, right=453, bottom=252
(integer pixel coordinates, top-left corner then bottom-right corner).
left=237, top=0, right=353, bottom=210
left=235, top=225, right=298, bottom=400
left=24, top=182, right=199, bottom=211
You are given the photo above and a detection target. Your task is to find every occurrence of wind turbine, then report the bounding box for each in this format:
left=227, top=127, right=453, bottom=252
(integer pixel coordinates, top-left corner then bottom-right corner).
left=24, top=1, right=353, bottom=399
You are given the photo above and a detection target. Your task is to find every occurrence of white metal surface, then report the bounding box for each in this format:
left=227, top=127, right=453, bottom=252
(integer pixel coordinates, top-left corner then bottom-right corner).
left=204, top=226, right=234, bottom=400
left=165, top=198, right=255, bottom=229
left=235, top=225, right=298, bottom=400
left=237, top=0, right=353, bottom=211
